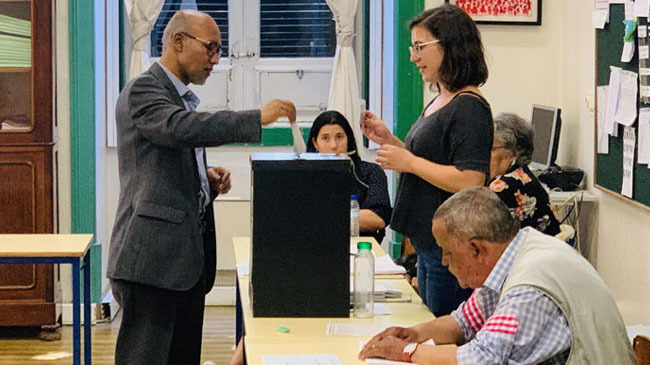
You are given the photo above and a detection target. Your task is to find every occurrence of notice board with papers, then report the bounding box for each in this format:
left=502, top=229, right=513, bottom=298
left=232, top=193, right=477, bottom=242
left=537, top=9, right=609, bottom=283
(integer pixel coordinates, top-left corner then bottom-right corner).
left=596, top=4, right=650, bottom=210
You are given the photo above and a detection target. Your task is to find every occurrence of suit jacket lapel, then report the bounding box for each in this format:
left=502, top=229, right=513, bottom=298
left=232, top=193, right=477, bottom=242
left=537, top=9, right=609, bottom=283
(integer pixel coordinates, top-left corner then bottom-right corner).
left=149, top=62, right=185, bottom=108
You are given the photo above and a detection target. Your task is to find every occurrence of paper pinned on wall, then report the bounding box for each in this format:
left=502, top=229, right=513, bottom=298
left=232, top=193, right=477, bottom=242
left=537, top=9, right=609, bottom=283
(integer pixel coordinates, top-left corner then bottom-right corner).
left=593, top=11, right=609, bottom=29
left=594, top=0, right=609, bottom=29
left=614, top=70, right=638, bottom=127
left=624, top=0, right=635, bottom=20
left=638, top=109, right=650, bottom=164
left=597, top=86, right=610, bottom=154
left=641, top=45, right=650, bottom=60
left=622, top=126, right=636, bottom=198
left=621, top=41, right=635, bottom=63
left=606, top=66, right=622, bottom=136
left=633, top=0, right=649, bottom=17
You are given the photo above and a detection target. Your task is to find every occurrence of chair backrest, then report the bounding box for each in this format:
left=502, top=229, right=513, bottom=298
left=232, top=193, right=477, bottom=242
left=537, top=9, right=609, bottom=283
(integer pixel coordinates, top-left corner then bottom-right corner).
left=635, top=335, right=650, bottom=365
left=555, top=224, right=576, bottom=247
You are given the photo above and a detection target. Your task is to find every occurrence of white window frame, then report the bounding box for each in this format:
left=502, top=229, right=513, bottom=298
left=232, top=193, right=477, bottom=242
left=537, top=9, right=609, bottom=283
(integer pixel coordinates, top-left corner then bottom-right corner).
left=105, top=0, right=388, bottom=147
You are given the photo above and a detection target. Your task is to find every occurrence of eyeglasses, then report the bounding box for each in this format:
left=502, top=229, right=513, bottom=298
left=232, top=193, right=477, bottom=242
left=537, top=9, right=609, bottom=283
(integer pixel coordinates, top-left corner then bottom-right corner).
left=491, top=145, right=506, bottom=151
left=408, top=39, right=440, bottom=57
left=182, top=32, right=222, bottom=58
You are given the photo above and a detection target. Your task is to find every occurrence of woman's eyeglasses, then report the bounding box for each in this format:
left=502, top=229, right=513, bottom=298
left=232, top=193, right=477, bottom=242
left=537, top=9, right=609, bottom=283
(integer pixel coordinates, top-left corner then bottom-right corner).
left=408, top=39, right=440, bottom=57
left=182, top=32, right=223, bottom=58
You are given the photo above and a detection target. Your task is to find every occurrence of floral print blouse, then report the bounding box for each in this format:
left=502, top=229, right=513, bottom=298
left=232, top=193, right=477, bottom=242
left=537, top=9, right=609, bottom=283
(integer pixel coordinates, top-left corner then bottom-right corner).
left=489, top=164, right=561, bottom=236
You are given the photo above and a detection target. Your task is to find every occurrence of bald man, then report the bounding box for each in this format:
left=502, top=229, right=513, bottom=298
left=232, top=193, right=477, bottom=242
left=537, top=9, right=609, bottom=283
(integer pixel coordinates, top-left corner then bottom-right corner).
left=107, top=10, right=296, bottom=364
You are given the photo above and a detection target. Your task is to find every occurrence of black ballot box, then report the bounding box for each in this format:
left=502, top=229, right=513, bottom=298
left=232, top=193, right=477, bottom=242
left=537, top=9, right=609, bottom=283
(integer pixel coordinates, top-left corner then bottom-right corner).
left=250, top=153, right=351, bottom=317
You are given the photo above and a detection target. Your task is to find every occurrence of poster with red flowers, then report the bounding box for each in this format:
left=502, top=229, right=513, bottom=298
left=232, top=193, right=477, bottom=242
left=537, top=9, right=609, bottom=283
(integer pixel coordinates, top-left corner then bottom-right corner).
left=446, top=0, right=542, bottom=25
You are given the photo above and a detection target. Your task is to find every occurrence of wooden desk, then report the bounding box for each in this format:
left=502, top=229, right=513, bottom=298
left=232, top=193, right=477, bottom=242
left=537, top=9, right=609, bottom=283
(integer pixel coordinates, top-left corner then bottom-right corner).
left=0, top=234, right=93, bottom=365
left=233, top=236, right=434, bottom=364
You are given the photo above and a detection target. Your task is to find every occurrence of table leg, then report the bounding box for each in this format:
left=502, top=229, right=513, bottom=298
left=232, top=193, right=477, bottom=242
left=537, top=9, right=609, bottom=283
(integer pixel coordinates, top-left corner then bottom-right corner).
left=84, top=253, right=91, bottom=364
left=72, top=261, right=80, bottom=365
left=236, top=279, right=246, bottom=365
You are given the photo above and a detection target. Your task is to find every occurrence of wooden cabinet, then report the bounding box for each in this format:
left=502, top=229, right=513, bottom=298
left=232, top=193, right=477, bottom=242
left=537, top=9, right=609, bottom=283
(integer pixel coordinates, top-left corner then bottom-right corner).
left=0, top=0, right=60, bottom=327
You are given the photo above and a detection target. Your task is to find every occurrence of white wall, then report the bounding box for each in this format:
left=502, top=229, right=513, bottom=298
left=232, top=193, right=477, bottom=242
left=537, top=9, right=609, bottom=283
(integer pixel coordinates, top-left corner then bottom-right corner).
left=54, top=0, right=74, bottom=302
left=422, top=0, right=650, bottom=324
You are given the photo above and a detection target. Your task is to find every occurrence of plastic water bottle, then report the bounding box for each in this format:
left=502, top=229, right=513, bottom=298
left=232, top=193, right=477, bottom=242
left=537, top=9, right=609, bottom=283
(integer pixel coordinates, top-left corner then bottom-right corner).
left=353, top=241, right=374, bottom=318
left=350, top=194, right=360, bottom=237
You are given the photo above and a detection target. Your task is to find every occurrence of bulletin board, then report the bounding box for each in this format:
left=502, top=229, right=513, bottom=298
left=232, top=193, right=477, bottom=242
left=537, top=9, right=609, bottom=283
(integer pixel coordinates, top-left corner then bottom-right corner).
left=595, top=4, right=650, bottom=210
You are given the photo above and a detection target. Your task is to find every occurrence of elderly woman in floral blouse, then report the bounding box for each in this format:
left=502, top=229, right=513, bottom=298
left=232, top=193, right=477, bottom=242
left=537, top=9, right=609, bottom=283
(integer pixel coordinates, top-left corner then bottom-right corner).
left=489, top=113, right=561, bottom=235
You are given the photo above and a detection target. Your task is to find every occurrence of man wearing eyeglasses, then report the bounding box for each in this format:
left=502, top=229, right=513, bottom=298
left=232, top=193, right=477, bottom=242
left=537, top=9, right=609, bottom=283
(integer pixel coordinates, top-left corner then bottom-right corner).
left=107, top=9, right=296, bottom=365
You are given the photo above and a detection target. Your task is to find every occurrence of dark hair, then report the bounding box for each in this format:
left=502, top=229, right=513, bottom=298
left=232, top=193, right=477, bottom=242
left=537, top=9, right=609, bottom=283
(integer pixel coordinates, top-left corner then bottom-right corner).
left=409, top=4, right=488, bottom=92
left=306, top=110, right=360, bottom=164
left=494, top=112, right=535, bottom=165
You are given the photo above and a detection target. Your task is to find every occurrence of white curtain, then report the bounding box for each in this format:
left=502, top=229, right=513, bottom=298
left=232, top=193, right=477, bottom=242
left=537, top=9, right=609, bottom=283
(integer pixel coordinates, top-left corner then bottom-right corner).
left=125, top=0, right=165, bottom=80
left=326, top=0, right=364, bottom=156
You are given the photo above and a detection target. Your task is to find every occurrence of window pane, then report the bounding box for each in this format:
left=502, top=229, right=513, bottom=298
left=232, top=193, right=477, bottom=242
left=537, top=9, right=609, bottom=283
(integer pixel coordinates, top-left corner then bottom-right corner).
left=260, top=0, right=335, bottom=58
left=151, top=0, right=229, bottom=58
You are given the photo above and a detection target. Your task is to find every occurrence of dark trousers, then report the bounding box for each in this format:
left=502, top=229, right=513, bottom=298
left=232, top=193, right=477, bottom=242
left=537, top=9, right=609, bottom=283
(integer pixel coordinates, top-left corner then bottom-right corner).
left=110, top=275, right=206, bottom=365
left=414, top=242, right=473, bottom=317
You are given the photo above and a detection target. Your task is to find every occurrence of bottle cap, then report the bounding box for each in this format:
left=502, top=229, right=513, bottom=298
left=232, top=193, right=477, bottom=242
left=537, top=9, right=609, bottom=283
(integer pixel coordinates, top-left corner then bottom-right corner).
left=357, top=241, right=372, bottom=251
left=351, top=194, right=357, bottom=200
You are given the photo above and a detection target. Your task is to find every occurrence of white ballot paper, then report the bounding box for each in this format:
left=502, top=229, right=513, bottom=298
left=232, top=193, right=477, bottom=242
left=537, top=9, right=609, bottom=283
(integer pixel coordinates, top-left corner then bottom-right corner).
left=262, top=354, right=343, bottom=365
left=607, top=66, right=622, bottom=136
left=622, top=126, right=636, bottom=198
left=638, top=109, right=650, bottom=164
left=598, top=86, right=610, bottom=154
left=614, top=70, right=638, bottom=127
left=290, top=121, right=306, bottom=154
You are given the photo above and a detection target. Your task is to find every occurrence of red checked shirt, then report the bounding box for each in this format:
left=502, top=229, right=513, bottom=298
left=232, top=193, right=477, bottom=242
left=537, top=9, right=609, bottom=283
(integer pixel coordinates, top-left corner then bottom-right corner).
left=450, top=229, right=573, bottom=365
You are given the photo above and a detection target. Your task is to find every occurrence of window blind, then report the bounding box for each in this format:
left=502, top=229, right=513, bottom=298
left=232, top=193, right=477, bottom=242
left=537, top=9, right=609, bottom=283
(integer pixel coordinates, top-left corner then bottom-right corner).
left=260, top=0, right=335, bottom=58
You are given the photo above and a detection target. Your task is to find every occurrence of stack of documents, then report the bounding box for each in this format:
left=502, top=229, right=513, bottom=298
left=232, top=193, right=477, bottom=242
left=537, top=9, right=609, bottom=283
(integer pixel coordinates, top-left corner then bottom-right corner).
left=350, top=254, right=406, bottom=275
left=350, top=279, right=402, bottom=302
left=0, top=14, right=31, bottom=67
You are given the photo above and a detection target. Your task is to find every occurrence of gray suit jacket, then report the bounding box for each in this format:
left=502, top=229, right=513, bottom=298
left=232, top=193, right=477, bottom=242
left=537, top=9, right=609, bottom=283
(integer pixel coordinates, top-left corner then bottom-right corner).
left=107, top=62, right=261, bottom=291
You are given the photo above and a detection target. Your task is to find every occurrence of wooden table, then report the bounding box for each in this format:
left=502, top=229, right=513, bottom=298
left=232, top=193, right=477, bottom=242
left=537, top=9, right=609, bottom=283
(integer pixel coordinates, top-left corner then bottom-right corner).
left=233, top=236, right=434, bottom=364
left=0, top=234, right=94, bottom=365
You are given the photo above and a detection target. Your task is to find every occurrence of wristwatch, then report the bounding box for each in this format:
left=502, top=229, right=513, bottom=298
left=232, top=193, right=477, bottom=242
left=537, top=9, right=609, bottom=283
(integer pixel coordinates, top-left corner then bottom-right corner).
left=402, top=342, right=418, bottom=363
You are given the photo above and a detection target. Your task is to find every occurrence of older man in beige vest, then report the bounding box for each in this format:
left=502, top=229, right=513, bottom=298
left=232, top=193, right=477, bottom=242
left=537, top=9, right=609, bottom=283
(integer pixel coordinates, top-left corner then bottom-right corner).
left=359, top=186, right=636, bottom=365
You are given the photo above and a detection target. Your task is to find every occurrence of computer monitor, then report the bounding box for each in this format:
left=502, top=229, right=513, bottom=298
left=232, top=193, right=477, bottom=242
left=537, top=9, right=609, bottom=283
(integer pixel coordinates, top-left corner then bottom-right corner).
left=529, top=104, right=562, bottom=171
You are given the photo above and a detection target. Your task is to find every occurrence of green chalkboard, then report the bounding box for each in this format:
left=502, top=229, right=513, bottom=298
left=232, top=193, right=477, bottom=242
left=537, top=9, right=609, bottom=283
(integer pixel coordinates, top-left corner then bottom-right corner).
left=596, top=4, right=650, bottom=210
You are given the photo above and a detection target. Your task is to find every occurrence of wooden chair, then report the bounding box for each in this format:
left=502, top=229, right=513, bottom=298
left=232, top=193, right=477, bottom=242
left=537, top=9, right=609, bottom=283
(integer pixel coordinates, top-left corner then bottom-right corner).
left=635, top=335, right=650, bottom=365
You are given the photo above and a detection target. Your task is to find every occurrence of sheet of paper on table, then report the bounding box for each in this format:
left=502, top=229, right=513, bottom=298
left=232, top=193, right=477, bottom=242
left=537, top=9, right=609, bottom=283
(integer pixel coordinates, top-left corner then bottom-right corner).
left=262, top=354, right=343, bottom=365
